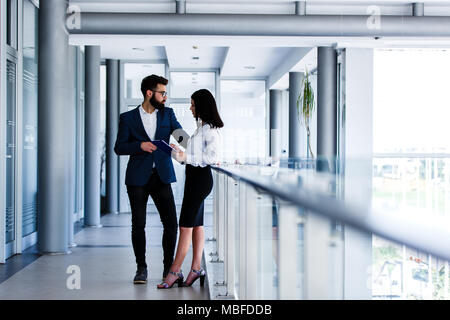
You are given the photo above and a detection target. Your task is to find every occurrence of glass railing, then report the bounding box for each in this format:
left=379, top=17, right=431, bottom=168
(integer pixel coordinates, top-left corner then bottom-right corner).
left=371, top=154, right=450, bottom=300
left=206, top=156, right=450, bottom=300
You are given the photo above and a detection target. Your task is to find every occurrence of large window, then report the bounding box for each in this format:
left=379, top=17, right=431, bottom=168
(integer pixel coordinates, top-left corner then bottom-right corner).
left=220, top=80, right=266, bottom=163
left=372, top=49, right=450, bottom=300
left=170, top=72, right=216, bottom=99
left=373, top=49, right=450, bottom=154
left=123, top=63, right=165, bottom=99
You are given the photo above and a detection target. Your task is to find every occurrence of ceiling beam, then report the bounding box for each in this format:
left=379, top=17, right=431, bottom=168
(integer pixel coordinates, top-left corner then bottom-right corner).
left=69, top=12, right=450, bottom=37
left=218, top=47, right=229, bottom=77
left=267, top=47, right=313, bottom=89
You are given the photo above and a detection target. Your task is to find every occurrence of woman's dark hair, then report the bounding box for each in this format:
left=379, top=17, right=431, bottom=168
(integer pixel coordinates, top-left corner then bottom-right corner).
left=191, top=89, right=224, bottom=129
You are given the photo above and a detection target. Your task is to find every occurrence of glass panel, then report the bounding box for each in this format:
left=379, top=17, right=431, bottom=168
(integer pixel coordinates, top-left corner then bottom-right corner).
left=234, top=180, right=240, bottom=298
left=220, top=80, right=266, bottom=163
left=6, top=0, right=18, bottom=48
left=214, top=154, right=450, bottom=300
left=297, top=216, right=304, bottom=299
left=6, top=60, right=16, bottom=243
left=22, top=0, right=39, bottom=236
left=372, top=156, right=450, bottom=299
left=372, top=237, right=450, bottom=300
left=169, top=72, right=216, bottom=99
left=123, top=63, right=165, bottom=99
left=257, top=194, right=278, bottom=299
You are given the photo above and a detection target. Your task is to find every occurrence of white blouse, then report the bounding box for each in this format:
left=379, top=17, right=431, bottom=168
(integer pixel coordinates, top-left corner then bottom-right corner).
left=185, top=122, right=221, bottom=167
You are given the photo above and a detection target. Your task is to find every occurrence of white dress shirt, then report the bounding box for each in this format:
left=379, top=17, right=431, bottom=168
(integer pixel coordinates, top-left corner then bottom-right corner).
left=139, top=105, right=158, bottom=168
left=185, top=122, right=221, bottom=167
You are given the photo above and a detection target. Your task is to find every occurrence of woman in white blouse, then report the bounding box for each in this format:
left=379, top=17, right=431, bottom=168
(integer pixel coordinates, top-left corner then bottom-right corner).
left=157, top=89, right=223, bottom=289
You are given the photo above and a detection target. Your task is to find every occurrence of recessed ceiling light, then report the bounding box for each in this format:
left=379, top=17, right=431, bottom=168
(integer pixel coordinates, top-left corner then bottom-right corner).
left=244, top=66, right=255, bottom=69
left=192, top=45, right=199, bottom=49
left=132, top=48, right=144, bottom=51
left=192, top=56, right=200, bottom=60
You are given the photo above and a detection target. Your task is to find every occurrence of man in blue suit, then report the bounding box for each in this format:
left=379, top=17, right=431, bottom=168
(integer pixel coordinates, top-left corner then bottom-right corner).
left=114, top=74, right=182, bottom=284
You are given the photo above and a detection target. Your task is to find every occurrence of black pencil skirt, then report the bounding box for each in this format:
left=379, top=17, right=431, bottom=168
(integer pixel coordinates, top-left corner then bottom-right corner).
left=179, top=164, right=213, bottom=228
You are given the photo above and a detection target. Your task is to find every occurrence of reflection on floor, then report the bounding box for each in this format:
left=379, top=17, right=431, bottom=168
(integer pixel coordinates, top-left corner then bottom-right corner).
left=0, top=212, right=211, bottom=300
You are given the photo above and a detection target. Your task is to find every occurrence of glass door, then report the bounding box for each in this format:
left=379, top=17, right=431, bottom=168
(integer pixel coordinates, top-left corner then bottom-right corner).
left=21, top=0, right=39, bottom=243
left=5, top=58, right=17, bottom=259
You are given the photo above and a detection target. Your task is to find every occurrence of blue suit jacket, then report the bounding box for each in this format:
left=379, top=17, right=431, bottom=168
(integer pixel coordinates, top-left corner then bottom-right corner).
left=114, top=106, right=182, bottom=186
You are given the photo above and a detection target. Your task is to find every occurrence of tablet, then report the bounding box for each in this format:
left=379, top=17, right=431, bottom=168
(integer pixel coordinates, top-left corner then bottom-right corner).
left=152, top=140, right=175, bottom=156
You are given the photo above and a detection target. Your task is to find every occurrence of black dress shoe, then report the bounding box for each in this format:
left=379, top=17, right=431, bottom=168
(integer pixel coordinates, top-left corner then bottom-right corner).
left=133, top=267, right=148, bottom=284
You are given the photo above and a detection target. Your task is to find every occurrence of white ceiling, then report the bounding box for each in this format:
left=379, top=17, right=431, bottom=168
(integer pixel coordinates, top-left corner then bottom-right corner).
left=69, top=34, right=324, bottom=89
left=165, top=45, right=227, bottom=69
left=68, top=0, right=450, bottom=89
left=221, top=47, right=293, bottom=78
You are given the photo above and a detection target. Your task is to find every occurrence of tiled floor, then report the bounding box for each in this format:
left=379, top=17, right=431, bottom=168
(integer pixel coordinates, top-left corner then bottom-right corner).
left=0, top=212, right=212, bottom=300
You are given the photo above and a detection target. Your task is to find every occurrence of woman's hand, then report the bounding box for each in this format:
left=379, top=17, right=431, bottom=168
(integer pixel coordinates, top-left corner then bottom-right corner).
left=170, top=143, right=181, bottom=152
left=171, top=144, right=187, bottom=164
left=175, top=150, right=187, bottom=163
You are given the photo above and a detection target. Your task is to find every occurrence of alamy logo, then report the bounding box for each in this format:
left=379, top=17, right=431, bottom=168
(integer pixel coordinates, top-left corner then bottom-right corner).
left=366, top=5, right=381, bottom=30
left=66, top=265, right=81, bottom=290
left=66, top=5, right=81, bottom=30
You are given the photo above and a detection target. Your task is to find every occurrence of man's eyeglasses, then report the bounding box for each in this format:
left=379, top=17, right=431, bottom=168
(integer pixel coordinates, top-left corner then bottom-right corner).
left=151, top=90, right=168, bottom=98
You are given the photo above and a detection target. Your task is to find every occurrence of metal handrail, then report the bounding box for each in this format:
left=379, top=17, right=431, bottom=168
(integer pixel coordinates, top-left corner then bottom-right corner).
left=374, top=153, right=450, bottom=158
left=211, top=164, right=450, bottom=262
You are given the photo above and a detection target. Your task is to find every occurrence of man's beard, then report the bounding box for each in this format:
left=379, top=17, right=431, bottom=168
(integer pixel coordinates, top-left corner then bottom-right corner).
left=150, top=95, right=165, bottom=110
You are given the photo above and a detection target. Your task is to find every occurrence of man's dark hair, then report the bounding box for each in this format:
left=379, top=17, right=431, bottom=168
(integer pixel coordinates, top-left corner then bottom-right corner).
left=191, top=89, right=224, bottom=129
left=140, top=74, right=168, bottom=98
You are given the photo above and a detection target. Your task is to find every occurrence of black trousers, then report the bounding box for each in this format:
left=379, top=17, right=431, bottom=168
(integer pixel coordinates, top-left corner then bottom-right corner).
left=126, top=169, right=178, bottom=271
left=179, top=165, right=213, bottom=227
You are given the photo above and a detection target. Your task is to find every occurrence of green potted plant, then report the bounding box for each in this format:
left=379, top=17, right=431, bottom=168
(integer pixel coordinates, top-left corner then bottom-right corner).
left=296, top=69, right=315, bottom=159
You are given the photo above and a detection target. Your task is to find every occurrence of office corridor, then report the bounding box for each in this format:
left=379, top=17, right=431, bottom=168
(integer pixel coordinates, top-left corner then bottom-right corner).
left=0, top=212, right=211, bottom=300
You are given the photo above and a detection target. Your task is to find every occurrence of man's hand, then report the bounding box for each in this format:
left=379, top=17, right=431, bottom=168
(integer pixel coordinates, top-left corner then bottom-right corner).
left=141, top=142, right=157, bottom=153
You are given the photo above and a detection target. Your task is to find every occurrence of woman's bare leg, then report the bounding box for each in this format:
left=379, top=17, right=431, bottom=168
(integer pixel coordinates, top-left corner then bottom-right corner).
left=191, top=226, right=204, bottom=270
left=160, top=227, right=193, bottom=285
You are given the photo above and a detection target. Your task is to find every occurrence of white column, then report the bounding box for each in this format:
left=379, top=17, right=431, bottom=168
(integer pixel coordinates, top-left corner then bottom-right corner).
left=343, top=48, right=374, bottom=299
